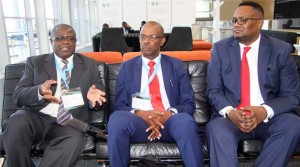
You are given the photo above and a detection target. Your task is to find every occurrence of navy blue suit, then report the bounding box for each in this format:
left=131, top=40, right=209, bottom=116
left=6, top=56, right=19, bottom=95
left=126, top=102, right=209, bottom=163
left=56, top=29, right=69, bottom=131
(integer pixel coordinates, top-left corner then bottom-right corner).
left=107, top=54, right=203, bottom=167
left=205, top=34, right=300, bottom=167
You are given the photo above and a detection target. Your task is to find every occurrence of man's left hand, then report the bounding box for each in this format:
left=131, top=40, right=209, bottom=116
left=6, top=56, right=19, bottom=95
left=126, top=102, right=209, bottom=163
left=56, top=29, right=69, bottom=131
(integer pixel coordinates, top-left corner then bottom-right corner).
left=147, top=110, right=173, bottom=141
left=239, top=106, right=268, bottom=132
left=87, top=85, right=106, bottom=107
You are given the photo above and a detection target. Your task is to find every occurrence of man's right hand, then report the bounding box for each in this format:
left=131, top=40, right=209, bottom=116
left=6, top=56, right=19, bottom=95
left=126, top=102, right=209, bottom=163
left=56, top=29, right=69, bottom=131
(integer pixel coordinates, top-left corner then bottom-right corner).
left=226, top=109, right=255, bottom=133
left=39, top=80, right=59, bottom=103
left=134, top=110, right=164, bottom=141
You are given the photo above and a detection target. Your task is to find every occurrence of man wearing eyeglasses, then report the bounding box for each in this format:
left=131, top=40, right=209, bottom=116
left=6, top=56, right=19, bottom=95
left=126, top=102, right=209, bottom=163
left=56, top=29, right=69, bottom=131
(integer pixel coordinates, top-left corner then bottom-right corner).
left=107, top=21, right=204, bottom=167
left=2, top=24, right=106, bottom=167
left=205, top=1, right=300, bottom=167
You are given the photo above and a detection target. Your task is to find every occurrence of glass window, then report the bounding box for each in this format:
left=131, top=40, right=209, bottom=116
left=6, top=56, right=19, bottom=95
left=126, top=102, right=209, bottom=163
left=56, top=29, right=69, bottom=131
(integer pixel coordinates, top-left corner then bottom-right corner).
left=4, top=0, right=38, bottom=63
left=45, top=0, right=54, bottom=19
left=196, top=0, right=213, bottom=20
left=29, top=0, right=35, bottom=18
left=70, top=0, right=80, bottom=45
left=6, top=18, right=30, bottom=63
left=84, top=0, right=91, bottom=43
left=3, top=0, right=25, bottom=17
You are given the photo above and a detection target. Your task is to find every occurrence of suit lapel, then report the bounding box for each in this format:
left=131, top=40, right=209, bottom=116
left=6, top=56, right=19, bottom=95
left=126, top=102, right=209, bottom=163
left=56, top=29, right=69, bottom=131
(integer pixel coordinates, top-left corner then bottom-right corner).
left=70, top=54, right=84, bottom=88
left=133, top=56, right=142, bottom=93
left=228, top=40, right=242, bottom=99
left=43, top=53, right=56, bottom=80
left=42, top=53, right=57, bottom=93
left=161, top=55, right=172, bottom=103
left=258, top=35, right=271, bottom=98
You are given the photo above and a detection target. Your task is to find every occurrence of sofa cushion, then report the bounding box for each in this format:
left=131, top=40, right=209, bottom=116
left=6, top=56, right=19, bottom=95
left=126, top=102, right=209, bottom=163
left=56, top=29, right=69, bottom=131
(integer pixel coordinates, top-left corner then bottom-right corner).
left=96, top=134, right=209, bottom=160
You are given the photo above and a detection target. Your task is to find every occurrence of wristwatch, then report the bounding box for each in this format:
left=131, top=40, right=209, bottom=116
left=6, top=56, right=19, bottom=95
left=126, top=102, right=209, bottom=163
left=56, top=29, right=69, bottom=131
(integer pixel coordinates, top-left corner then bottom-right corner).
left=170, top=110, right=176, bottom=115
left=225, top=110, right=232, bottom=119
left=167, top=108, right=176, bottom=115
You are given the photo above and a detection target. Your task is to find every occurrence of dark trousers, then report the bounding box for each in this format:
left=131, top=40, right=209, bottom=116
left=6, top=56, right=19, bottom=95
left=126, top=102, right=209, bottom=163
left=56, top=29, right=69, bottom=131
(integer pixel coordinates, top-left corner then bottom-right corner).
left=2, top=110, right=86, bottom=167
left=107, top=110, right=204, bottom=167
left=205, top=113, right=300, bottom=167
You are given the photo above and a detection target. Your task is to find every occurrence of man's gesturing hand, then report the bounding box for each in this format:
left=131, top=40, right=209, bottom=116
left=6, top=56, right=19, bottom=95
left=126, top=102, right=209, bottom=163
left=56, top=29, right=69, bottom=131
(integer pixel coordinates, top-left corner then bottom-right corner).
left=87, top=85, right=106, bottom=107
left=39, top=80, right=59, bottom=103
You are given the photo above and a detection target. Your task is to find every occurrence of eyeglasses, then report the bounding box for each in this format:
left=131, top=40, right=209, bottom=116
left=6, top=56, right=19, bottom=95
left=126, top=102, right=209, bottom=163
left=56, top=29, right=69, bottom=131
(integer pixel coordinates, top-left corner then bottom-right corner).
left=228, top=18, right=261, bottom=26
left=50, top=36, right=77, bottom=43
left=139, top=34, right=164, bottom=41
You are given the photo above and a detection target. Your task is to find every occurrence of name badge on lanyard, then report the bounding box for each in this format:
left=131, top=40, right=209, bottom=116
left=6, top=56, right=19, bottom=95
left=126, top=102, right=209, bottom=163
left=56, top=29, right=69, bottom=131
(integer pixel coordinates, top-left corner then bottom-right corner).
left=132, top=93, right=153, bottom=110
left=61, top=87, right=85, bottom=110
left=131, top=58, right=161, bottom=110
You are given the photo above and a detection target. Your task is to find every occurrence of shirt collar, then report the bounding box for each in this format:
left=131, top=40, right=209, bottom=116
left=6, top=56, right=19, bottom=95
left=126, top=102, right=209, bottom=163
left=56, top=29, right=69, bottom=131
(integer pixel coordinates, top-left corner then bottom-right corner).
left=54, top=53, right=74, bottom=67
left=142, top=54, right=161, bottom=66
left=239, top=34, right=261, bottom=52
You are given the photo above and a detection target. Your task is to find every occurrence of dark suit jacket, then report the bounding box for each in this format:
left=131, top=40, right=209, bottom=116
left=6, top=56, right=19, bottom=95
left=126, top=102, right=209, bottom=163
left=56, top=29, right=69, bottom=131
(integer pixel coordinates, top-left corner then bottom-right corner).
left=207, top=34, right=300, bottom=118
left=114, top=54, right=195, bottom=115
left=13, top=53, right=104, bottom=123
left=122, top=27, right=134, bottom=34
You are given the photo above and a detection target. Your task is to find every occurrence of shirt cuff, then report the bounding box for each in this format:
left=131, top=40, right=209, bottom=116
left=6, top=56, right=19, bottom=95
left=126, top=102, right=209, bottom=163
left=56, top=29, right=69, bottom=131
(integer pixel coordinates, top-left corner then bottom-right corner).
left=38, top=88, right=44, bottom=101
left=261, top=104, right=274, bottom=122
left=219, top=106, right=234, bottom=118
left=167, top=107, right=178, bottom=114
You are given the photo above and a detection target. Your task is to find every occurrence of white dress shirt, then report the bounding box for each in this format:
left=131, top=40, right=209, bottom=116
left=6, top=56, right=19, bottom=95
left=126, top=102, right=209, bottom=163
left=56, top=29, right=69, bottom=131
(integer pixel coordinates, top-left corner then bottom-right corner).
left=39, top=54, right=74, bottom=117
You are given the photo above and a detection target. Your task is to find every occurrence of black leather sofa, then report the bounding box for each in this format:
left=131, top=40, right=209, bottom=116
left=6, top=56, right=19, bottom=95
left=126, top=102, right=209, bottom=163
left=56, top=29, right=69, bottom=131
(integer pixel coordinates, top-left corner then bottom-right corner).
left=1, top=52, right=300, bottom=166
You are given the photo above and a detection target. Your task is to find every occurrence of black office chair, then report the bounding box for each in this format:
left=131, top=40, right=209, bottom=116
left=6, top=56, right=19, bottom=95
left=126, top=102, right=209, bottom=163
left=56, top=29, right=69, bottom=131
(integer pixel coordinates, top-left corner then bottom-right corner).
left=100, top=28, right=134, bottom=53
left=261, top=29, right=298, bottom=53
left=160, top=27, right=193, bottom=51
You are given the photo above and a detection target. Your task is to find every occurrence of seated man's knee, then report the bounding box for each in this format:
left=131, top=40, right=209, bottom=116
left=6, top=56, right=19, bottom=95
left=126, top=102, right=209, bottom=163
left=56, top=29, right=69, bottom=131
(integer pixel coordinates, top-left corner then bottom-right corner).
left=205, top=118, right=230, bottom=136
left=2, top=110, right=32, bottom=130
left=172, top=113, right=198, bottom=133
left=108, top=110, right=131, bottom=131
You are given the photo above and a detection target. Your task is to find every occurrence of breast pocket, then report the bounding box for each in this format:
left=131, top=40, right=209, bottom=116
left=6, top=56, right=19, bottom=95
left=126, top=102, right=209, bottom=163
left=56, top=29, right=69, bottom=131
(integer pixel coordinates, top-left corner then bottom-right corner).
left=169, top=78, right=180, bottom=99
left=265, top=69, right=280, bottom=91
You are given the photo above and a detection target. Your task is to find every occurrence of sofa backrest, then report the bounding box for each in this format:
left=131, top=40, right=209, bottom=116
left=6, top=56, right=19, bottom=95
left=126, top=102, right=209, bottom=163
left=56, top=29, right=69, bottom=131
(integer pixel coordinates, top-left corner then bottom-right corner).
left=2, top=51, right=212, bottom=129
left=122, top=51, right=211, bottom=62
left=106, top=60, right=211, bottom=125
left=80, top=51, right=123, bottom=64
left=261, top=29, right=298, bottom=53
left=105, top=59, right=211, bottom=126
left=1, top=63, right=25, bottom=123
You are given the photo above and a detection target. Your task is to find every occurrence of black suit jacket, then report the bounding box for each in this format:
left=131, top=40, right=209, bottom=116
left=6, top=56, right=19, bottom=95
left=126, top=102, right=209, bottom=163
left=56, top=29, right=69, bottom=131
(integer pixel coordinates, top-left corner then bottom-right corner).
left=13, top=53, right=104, bottom=123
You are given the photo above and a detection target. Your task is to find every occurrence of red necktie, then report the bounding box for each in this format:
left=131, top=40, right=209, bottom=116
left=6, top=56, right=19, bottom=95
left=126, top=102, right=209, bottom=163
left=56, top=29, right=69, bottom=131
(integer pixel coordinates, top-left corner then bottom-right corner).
left=148, top=61, right=166, bottom=111
left=237, top=47, right=251, bottom=115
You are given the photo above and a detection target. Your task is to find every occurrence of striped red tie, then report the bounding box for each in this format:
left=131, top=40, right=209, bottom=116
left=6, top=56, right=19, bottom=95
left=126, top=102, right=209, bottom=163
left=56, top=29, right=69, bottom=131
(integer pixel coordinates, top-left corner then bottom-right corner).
left=237, top=47, right=251, bottom=116
left=148, top=61, right=166, bottom=111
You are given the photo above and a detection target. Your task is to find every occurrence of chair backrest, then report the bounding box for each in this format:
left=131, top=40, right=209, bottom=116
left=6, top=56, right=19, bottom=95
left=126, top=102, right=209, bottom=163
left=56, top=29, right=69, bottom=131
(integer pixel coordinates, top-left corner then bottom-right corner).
left=80, top=52, right=123, bottom=64
left=1, top=63, right=25, bottom=124
left=122, top=51, right=211, bottom=62
left=100, top=28, right=134, bottom=53
left=261, top=29, right=298, bottom=53
left=161, top=27, right=193, bottom=51
left=92, top=35, right=101, bottom=52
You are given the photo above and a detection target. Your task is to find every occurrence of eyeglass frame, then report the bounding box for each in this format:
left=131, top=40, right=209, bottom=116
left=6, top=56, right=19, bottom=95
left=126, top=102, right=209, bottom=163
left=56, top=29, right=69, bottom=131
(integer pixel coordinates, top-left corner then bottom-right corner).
left=50, top=36, right=77, bottom=43
left=139, top=34, right=164, bottom=41
left=228, top=18, right=261, bottom=26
